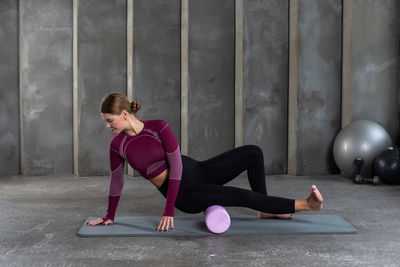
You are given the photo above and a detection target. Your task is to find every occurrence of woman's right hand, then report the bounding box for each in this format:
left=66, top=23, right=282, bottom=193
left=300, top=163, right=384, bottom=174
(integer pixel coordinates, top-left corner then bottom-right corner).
left=87, top=217, right=113, bottom=226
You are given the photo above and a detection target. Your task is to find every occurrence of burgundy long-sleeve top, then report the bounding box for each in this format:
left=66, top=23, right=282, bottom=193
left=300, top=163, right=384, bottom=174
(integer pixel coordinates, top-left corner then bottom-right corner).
left=103, top=119, right=182, bottom=221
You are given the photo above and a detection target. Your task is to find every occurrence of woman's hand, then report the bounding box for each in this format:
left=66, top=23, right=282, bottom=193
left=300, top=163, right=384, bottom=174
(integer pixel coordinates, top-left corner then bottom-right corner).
left=87, top=217, right=113, bottom=226
left=156, top=216, right=174, bottom=232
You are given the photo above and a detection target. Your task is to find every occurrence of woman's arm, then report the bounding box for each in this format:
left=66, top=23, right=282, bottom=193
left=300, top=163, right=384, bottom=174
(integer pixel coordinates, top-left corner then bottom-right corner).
left=158, top=121, right=183, bottom=218
left=102, top=145, right=125, bottom=222
left=87, top=145, right=125, bottom=226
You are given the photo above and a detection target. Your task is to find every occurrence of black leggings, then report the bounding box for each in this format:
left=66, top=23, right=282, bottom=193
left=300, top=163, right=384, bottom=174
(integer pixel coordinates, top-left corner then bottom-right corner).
left=158, top=145, right=295, bottom=214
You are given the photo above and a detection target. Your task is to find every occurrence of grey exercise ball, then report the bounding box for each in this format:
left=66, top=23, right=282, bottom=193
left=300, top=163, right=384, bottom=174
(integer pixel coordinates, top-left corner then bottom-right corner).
left=333, top=120, right=392, bottom=177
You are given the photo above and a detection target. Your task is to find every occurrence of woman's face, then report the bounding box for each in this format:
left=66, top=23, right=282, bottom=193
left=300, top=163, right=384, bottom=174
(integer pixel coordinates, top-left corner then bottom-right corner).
left=101, top=112, right=126, bottom=134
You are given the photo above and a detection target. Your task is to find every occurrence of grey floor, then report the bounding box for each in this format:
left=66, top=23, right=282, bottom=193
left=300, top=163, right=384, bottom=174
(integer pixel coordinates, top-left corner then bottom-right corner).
left=0, top=174, right=399, bottom=267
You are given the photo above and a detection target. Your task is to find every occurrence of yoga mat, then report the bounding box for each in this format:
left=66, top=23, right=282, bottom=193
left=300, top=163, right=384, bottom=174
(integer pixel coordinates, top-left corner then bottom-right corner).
left=78, top=214, right=357, bottom=237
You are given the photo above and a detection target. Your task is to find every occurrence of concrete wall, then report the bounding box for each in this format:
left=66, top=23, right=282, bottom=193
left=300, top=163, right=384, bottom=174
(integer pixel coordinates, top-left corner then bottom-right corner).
left=133, top=0, right=181, bottom=143
left=297, top=0, right=342, bottom=174
left=76, top=0, right=127, bottom=176
left=1, top=0, right=399, bottom=176
left=352, top=0, right=400, bottom=145
left=0, top=0, right=19, bottom=176
left=243, top=0, right=289, bottom=174
left=20, top=0, right=73, bottom=175
left=188, top=0, right=235, bottom=160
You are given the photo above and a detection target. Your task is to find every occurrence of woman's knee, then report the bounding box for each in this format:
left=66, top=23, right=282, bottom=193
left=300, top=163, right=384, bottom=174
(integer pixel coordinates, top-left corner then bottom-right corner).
left=175, top=198, right=204, bottom=214
left=243, top=145, right=264, bottom=160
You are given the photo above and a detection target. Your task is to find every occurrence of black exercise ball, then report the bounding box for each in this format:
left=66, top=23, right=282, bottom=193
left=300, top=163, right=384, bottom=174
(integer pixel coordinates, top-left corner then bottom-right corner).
left=374, top=147, right=400, bottom=184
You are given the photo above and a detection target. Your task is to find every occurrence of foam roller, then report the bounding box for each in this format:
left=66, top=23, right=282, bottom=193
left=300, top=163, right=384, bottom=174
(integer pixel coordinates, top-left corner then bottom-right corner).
left=204, top=205, right=231, bottom=234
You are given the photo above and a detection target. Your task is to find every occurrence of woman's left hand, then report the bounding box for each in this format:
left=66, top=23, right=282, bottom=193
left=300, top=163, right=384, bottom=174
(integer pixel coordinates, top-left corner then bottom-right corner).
left=156, top=216, right=174, bottom=232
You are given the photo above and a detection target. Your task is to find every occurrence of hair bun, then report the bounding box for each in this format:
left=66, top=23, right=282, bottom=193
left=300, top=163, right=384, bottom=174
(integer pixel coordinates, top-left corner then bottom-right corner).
left=130, top=101, right=141, bottom=113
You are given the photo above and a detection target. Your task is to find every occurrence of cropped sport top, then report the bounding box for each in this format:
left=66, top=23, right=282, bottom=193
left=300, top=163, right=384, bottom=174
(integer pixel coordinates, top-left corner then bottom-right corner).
left=103, top=119, right=183, bottom=221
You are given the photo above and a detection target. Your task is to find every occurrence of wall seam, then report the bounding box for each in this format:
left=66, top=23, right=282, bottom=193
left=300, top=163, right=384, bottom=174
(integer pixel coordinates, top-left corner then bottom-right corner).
left=127, top=0, right=135, bottom=176
left=19, top=0, right=24, bottom=175
left=73, top=0, right=79, bottom=176
left=341, top=0, right=353, bottom=129
left=181, top=0, right=189, bottom=155
left=235, top=0, right=244, bottom=148
left=287, top=0, right=299, bottom=175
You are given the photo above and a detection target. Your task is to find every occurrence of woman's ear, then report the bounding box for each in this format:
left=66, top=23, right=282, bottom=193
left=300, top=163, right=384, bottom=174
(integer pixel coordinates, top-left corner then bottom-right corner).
left=121, top=109, right=129, bottom=119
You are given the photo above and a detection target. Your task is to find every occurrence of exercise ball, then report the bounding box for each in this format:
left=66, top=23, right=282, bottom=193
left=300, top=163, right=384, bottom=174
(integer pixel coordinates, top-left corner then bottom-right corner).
left=374, top=147, right=400, bottom=184
left=333, top=120, right=392, bottom=177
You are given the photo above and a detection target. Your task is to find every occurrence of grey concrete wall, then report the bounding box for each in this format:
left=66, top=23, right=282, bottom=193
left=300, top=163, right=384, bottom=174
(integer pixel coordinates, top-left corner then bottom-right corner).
left=133, top=0, right=181, bottom=143
left=352, top=0, right=400, bottom=146
left=297, top=0, right=342, bottom=175
left=0, top=0, right=19, bottom=176
left=3, top=0, right=400, bottom=176
left=77, top=0, right=126, bottom=176
left=20, top=0, right=73, bottom=175
left=188, top=0, right=235, bottom=160
left=243, top=0, right=289, bottom=174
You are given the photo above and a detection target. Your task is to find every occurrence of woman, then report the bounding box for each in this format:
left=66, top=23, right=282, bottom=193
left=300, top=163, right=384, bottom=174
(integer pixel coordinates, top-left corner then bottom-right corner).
left=88, top=93, right=323, bottom=232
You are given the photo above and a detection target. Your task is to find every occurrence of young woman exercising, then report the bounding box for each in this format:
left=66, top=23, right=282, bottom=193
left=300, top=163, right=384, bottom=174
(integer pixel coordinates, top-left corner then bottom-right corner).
left=87, top=93, right=323, bottom=232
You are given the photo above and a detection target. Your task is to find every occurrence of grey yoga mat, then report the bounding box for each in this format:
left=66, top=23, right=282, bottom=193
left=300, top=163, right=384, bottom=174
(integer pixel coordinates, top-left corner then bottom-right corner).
left=78, top=214, right=357, bottom=237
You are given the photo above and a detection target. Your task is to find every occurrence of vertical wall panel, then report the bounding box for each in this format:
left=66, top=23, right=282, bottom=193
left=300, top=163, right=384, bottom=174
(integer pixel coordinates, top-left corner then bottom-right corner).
left=181, top=0, right=189, bottom=155
left=235, top=0, right=244, bottom=148
left=288, top=0, right=299, bottom=175
left=133, top=0, right=181, bottom=143
left=20, top=0, right=73, bottom=175
left=297, top=0, right=342, bottom=174
left=0, top=0, right=19, bottom=176
left=189, top=0, right=235, bottom=160
left=76, top=0, right=126, bottom=176
left=352, top=0, right=400, bottom=145
left=341, top=0, right=352, bottom=128
left=244, top=0, right=289, bottom=174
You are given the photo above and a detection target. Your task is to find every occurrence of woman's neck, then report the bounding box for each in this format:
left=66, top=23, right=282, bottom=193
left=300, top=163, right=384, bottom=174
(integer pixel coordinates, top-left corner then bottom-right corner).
left=124, top=116, right=144, bottom=136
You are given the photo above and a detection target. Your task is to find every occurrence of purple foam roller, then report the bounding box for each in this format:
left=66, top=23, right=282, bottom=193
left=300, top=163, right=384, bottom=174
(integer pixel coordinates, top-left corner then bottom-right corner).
left=204, top=205, right=231, bottom=234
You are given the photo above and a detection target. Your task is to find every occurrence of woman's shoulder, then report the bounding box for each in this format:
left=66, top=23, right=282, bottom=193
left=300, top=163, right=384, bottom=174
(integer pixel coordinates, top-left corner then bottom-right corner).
left=144, top=119, right=168, bottom=130
left=109, top=132, right=125, bottom=150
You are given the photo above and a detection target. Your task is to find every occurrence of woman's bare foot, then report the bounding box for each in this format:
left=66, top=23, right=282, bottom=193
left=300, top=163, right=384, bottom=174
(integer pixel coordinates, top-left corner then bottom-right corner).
left=87, top=218, right=113, bottom=226
left=306, top=185, right=323, bottom=211
left=258, top=212, right=294, bottom=220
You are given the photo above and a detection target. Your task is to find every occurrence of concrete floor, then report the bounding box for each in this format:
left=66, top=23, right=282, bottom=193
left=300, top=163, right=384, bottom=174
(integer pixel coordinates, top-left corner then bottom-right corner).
left=0, top=174, right=399, bottom=266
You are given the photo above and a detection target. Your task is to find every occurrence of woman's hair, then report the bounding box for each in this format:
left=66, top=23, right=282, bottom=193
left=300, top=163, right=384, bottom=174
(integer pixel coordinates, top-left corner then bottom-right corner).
left=100, top=93, right=141, bottom=115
